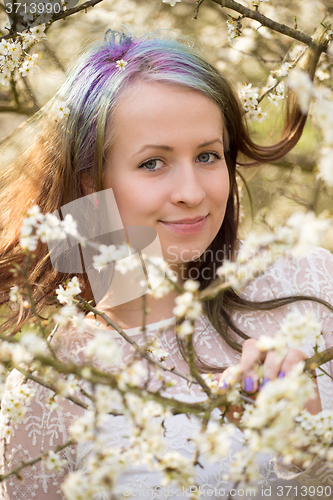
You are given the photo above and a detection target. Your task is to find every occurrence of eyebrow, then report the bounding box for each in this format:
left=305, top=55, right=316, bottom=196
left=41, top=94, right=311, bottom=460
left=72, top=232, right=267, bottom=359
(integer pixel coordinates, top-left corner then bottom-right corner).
left=134, top=139, right=223, bottom=156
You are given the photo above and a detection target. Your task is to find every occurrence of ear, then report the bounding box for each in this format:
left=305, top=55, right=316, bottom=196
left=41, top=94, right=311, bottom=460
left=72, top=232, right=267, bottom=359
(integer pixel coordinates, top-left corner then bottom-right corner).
left=80, top=171, right=96, bottom=196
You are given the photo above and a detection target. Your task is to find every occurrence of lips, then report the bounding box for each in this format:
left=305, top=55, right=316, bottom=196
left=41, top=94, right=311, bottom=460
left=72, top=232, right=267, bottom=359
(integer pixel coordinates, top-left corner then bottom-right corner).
left=165, top=216, right=207, bottom=224
left=159, top=215, right=208, bottom=235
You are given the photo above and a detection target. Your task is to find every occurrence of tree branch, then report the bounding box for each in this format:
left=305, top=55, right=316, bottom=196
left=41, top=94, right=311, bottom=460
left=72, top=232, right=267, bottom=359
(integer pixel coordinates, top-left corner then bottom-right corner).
left=0, top=0, right=106, bottom=41
left=305, top=345, right=333, bottom=372
left=50, top=0, right=105, bottom=23
left=13, top=364, right=91, bottom=412
left=185, top=332, right=213, bottom=397
left=210, top=0, right=331, bottom=52
left=76, top=295, right=196, bottom=386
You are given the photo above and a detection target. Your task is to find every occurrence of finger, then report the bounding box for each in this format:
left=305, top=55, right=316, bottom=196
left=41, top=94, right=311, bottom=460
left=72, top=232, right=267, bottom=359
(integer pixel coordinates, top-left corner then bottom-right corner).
left=240, top=339, right=263, bottom=371
left=279, top=348, right=307, bottom=374
left=218, top=364, right=242, bottom=389
left=279, top=349, right=322, bottom=414
left=216, top=368, right=246, bottom=425
left=240, top=339, right=263, bottom=393
left=261, top=350, right=285, bottom=387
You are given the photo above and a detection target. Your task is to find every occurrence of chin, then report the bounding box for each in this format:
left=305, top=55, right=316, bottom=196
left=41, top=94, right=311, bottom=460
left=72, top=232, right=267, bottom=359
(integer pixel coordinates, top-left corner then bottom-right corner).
left=163, top=246, right=207, bottom=266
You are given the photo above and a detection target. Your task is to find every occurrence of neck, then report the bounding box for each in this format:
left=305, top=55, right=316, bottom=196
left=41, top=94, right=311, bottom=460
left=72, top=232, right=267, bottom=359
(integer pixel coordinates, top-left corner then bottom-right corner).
left=92, top=281, right=180, bottom=330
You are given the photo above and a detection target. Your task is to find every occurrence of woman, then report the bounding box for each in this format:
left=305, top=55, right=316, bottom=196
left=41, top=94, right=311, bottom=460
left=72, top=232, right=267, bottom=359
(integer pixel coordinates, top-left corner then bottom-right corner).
left=0, top=29, right=332, bottom=499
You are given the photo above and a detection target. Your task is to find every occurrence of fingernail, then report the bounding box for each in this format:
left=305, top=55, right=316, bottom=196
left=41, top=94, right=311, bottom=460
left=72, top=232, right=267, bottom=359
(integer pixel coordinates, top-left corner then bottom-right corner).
left=219, top=380, right=228, bottom=390
left=244, top=376, right=253, bottom=392
left=278, top=371, right=285, bottom=378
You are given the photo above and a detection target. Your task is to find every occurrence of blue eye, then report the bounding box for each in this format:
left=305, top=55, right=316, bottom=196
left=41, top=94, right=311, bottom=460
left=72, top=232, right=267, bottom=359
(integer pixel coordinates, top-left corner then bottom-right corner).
left=138, top=159, right=163, bottom=172
left=197, top=152, right=221, bottom=163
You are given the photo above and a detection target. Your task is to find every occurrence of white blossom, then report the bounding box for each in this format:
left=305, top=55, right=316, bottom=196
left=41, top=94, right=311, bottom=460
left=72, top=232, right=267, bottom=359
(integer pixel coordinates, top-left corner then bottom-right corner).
left=287, top=68, right=313, bottom=114
left=71, top=312, right=94, bottom=334
left=53, top=303, right=78, bottom=326
left=9, top=285, right=19, bottom=303
left=162, top=0, right=181, bottom=6
left=62, top=214, right=78, bottom=235
left=94, top=385, right=123, bottom=414
left=20, top=332, right=48, bottom=355
left=285, top=210, right=331, bottom=255
left=275, top=61, right=293, bottom=78
left=19, top=54, right=40, bottom=77
left=194, top=421, right=233, bottom=461
left=115, top=59, right=128, bottom=71
left=84, top=332, right=122, bottom=368
left=257, top=333, right=287, bottom=355
left=2, top=384, right=36, bottom=424
left=238, top=83, right=267, bottom=122
left=62, top=470, right=91, bottom=500
left=146, top=339, right=169, bottom=362
left=117, top=361, right=147, bottom=390
left=279, top=310, right=323, bottom=349
left=317, top=147, right=333, bottom=186
left=173, top=291, right=202, bottom=319
left=67, top=276, right=81, bottom=295
left=226, top=18, right=242, bottom=43
left=46, top=394, right=63, bottom=413
left=176, top=319, right=194, bottom=338
left=69, top=411, right=97, bottom=442
left=93, top=244, right=130, bottom=272
left=44, top=450, right=66, bottom=471
left=144, top=256, right=176, bottom=298
left=56, top=375, right=80, bottom=397
left=183, top=279, right=200, bottom=292
left=115, top=254, right=141, bottom=275
left=267, top=83, right=284, bottom=106
left=159, top=451, right=194, bottom=487
left=56, top=102, right=70, bottom=119
left=30, top=24, right=47, bottom=39
left=55, top=277, right=81, bottom=305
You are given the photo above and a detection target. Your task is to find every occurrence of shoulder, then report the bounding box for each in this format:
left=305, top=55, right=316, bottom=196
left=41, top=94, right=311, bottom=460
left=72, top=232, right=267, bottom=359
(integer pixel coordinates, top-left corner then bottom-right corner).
left=241, top=246, right=333, bottom=302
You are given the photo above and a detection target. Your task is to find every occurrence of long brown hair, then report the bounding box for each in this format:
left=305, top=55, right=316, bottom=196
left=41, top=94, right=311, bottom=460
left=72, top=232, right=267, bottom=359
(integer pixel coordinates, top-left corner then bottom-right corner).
left=0, top=28, right=330, bottom=357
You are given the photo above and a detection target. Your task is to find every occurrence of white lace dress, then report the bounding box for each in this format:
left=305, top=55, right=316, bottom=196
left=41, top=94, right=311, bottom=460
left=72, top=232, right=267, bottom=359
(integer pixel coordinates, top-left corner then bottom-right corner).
left=1, top=247, right=333, bottom=500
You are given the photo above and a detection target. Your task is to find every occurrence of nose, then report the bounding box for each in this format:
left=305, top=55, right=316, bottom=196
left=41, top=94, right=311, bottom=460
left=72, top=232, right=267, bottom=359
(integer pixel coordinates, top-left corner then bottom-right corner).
left=169, top=163, right=206, bottom=207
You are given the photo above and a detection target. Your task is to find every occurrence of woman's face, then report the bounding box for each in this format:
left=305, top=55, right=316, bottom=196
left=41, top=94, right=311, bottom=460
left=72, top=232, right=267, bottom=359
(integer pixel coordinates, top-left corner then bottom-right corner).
left=103, top=81, right=230, bottom=272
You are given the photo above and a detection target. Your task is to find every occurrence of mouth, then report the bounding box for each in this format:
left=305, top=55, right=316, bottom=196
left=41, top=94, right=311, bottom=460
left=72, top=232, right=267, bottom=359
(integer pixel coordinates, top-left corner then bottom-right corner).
left=159, top=215, right=208, bottom=235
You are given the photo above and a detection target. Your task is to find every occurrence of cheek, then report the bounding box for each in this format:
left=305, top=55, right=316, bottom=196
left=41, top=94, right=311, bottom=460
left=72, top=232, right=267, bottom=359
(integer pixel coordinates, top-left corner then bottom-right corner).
left=110, top=178, right=160, bottom=225
left=209, top=169, right=230, bottom=213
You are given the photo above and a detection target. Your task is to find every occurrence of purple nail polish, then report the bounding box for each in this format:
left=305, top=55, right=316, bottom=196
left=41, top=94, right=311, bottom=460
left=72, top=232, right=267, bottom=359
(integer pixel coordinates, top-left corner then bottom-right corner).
left=244, top=376, right=253, bottom=392
left=219, top=380, right=228, bottom=390
left=278, top=371, right=285, bottom=378
left=262, top=377, right=270, bottom=387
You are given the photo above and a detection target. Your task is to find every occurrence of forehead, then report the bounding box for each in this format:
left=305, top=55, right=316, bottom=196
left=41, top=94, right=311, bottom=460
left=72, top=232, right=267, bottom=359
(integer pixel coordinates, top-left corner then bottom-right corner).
left=110, top=80, right=224, bottom=142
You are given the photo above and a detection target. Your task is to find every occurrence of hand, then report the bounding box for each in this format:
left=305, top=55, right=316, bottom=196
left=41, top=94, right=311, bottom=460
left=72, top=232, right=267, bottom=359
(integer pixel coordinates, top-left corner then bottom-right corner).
left=218, top=338, right=322, bottom=424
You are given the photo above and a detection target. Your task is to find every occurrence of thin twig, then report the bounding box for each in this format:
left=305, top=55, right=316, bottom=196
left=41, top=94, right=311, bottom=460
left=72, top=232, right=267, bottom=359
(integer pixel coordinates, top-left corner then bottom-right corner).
left=318, top=365, right=333, bottom=381
left=193, top=0, right=205, bottom=20
left=305, top=345, right=333, bottom=372
left=185, top=332, right=213, bottom=397
left=211, top=0, right=323, bottom=48
left=0, top=0, right=106, bottom=41
left=13, top=364, right=91, bottom=411
left=51, top=0, right=105, bottom=23
left=0, top=439, right=75, bottom=482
